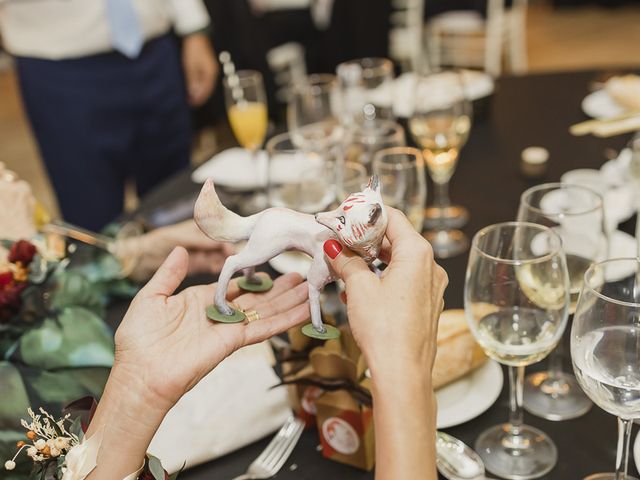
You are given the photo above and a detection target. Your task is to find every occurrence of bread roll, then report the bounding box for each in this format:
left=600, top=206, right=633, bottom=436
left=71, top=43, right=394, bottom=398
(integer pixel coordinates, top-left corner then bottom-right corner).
left=432, top=309, right=487, bottom=390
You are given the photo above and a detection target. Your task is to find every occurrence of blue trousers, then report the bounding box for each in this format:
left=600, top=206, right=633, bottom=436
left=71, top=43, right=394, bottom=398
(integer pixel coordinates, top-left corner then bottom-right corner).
left=16, top=34, right=191, bottom=231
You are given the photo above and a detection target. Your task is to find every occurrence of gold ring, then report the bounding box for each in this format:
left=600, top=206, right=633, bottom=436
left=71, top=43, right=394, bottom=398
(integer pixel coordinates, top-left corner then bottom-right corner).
left=244, top=310, right=260, bottom=323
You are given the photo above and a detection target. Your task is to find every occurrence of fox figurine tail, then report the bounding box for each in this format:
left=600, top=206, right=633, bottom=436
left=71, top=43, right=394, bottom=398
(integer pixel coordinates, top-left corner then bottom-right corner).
left=194, top=179, right=259, bottom=243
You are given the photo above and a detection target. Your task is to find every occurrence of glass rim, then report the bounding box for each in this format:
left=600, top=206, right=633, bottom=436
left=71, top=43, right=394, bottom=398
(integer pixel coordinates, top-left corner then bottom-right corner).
left=520, top=182, right=604, bottom=217
left=350, top=119, right=405, bottom=140
left=291, top=74, right=337, bottom=94
left=265, top=131, right=296, bottom=154
left=337, top=57, right=394, bottom=77
left=471, top=221, right=564, bottom=266
left=223, top=69, right=263, bottom=88
left=372, top=146, right=423, bottom=170
left=583, top=257, right=640, bottom=308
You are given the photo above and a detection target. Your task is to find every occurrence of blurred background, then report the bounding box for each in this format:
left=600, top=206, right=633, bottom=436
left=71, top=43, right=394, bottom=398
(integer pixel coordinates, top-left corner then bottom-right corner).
left=1, top=0, right=639, bottom=220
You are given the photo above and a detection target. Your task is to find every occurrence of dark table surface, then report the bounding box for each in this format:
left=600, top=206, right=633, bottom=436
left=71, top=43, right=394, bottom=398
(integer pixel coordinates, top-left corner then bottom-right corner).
left=115, top=69, right=639, bottom=479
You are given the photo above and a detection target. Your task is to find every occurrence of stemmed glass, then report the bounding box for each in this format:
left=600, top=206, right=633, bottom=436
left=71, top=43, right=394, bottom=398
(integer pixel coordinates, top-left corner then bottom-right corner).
left=224, top=70, right=268, bottom=211
left=344, top=119, right=406, bottom=174
left=409, top=69, right=472, bottom=258
left=336, top=57, right=395, bottom=125
left=465, top=222, right=569, bottom=479
left=571, top=258, right=640, bottom=480
left=518, top=183, right=608, bottom=420
left=372, top=147, right=427, bottom=232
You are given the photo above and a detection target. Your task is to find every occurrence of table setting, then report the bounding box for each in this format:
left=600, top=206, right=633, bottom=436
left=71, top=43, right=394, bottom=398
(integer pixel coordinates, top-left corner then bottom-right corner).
left=3, top=60, right=640, bottom=480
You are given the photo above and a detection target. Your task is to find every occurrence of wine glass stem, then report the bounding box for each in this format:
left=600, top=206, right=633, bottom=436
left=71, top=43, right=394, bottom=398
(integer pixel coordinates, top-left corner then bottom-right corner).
left=615, top=417, right=633, bottom=479
left=548, top=339, right=565, bottom=378
left=508, top=365, right=525, bottom=436
left=433, top=180, right=451, bottom=210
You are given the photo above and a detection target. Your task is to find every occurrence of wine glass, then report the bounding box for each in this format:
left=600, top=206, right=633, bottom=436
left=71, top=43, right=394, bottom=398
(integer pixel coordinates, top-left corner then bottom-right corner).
left=518, top=183, right=608, bottom=420
left=571, top=258, right=640, bottom=480
left=372, top=147, right=427, bottom=231
left=409, top=69, right=472, bottom=258
left=265, top=132, right=335, bottom=213
left=287, top=74, right=343, bottom=153
left=224, top=70, right=268, bottom=211
left=338, top=161, right=368, bottom=199
left=336, top=57, right=395, bottom=125
left=465, top=222, right=569, bottom=479
left=344, top=119, right=406, bottom=174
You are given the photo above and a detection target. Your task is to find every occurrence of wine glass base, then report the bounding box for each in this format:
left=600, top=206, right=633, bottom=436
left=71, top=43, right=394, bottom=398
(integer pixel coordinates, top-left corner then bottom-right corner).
left=424, top=205, right=469, bottom=229
left=475, top=424, right=558, bottom=480
left=584, top=474, right=640, bottom=480
left=523, top=370, right=593, bottom=421
left=423, top=229, right=469, bottom=259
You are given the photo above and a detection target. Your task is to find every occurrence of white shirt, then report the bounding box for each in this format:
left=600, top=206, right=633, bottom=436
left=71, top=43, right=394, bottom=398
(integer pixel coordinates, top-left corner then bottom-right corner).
left=0, top=0, right=210, bottom=60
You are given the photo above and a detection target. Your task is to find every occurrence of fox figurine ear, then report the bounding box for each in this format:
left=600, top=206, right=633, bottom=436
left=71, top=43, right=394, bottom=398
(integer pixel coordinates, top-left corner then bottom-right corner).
left=367, top=175, right=382, bottom=195
left=368, top=203, right=382, bottom=225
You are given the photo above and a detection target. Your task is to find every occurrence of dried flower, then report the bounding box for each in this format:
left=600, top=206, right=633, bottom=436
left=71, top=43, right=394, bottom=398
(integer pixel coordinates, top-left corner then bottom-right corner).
left=35, top=439, right=46, bottom=450
left=8, top=240, right=37, bottom=265
left=4, top=460, right=15, bottom=470
left=0, top=272, right=12, bottom=287
left=26, top=431, right=36, bottom=440
left=16, top=441, right=25, bottom=448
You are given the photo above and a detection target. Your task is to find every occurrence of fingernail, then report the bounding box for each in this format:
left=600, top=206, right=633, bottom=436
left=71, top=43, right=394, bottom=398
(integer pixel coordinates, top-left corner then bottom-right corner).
left=323, top=239, right=342, bottom=259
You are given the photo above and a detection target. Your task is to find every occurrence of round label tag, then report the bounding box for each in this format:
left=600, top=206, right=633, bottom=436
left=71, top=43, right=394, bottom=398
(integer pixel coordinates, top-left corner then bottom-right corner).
left=322, top=417, right=360, bottom=455
left=301, top=386, right=323, bottom=416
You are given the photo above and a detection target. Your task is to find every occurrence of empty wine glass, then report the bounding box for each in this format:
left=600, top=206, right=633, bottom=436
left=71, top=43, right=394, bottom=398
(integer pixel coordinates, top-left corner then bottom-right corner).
left=571, top=258, right=640, bottom=480
left=336, top=57, right=395, bottom=125
left=344, top=119, right=406, bottom=174
left=465, top=222, right=569, bottom=479
left=266, top=132, right=335, bottom=213
left=287, top=74, right=343, bottom=153
left=409, top=69, right=472, bottom=257
left=338, top=161, right=368, bottom=199
left=518, top=183, right=608, bottom=420
left=373, top=147, right=427, bottom=231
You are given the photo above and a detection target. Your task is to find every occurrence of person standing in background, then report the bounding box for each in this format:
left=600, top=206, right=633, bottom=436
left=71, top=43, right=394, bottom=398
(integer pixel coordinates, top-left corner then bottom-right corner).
left=0, top=0, right=219, bottom=231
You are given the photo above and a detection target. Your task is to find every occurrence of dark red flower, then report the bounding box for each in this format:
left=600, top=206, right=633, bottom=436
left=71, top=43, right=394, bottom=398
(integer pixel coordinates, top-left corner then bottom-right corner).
left=0, top=271, right=13, bottom=287
left=8, top=240, right=37, bottom=265
left=0, top=281, right=27, bottom=323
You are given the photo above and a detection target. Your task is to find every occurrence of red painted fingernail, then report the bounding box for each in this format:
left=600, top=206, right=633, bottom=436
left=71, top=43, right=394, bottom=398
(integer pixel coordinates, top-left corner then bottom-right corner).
left=323, top=239, right=342, bottom=259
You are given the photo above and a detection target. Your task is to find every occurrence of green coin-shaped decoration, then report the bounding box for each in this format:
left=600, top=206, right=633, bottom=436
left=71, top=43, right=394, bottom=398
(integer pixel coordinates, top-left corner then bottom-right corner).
left=237, top=276, right=274, bottom=293
left=206, top=305, right=246, bottom=323
left=301, top=323, right=341, bottom=340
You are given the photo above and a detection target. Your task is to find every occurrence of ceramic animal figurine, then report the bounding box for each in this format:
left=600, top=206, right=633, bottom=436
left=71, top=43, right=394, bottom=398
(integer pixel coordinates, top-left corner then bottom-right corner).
left=194, top=176, right=388, bottom=339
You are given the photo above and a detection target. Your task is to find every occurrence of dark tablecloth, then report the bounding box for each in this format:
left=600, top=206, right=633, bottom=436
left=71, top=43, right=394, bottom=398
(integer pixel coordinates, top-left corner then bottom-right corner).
left=112, top=69, right=638, bottom=479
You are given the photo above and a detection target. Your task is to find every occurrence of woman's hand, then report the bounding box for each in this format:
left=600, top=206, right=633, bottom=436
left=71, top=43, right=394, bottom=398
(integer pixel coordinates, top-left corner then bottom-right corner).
left=182, top=33, right=218, bottom=107
left=323, top=208, right=448, bottom=372
left=115, top=246, right=310, bottom=411
left=86, top=247, right=310, bottom=479
left=124, top=220, right=234, bottom=281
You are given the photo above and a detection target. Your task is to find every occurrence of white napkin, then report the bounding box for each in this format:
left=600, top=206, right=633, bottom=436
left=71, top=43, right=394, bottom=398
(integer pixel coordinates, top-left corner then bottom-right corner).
left=148, top=342, right=291, bottom=473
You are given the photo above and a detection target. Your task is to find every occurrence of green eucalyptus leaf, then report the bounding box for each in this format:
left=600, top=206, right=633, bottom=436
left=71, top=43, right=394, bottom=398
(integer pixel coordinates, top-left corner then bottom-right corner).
left=69, top=416, right=83, bottom=439
left=19, top=308, right=114, bottom=369
left=50, top=271, right=104, bottom=317
left=0, top=361, right=30, bottom=429
left=148, top=454, right=166, bottom=480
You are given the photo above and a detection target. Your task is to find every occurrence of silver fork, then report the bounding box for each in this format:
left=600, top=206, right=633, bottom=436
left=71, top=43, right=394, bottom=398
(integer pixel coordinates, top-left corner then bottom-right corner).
left=231, top=416, right=305, bottom=480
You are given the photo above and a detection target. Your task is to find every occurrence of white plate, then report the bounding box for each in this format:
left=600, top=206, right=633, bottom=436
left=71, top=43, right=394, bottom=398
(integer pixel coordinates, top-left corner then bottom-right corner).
left=582, top=89, right=628, bottom=119
left=192, top=148, right=268, bottom=190
left=268, top=251, right=313, bottom=278
left=436, top=360, right=504, bottom=429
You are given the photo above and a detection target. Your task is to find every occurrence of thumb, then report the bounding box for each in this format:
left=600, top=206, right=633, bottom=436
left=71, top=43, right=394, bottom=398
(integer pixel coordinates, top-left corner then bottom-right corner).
left=323, top=239, right=372, bottom=282
left=139, top=246, right=189, bottom=298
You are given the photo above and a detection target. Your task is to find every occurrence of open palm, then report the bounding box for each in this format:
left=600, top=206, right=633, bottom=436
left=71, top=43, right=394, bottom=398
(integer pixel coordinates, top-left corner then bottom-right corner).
left=113, top=247, right=310, bottom=410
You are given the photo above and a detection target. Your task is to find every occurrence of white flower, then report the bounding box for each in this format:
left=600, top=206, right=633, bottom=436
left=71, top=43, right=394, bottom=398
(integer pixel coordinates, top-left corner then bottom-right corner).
left=27, top=446, right=37, bottom=458
left=4, top=460, right=15, bottom=470
left=50, top=447, right=61, bottom=457
left=54, top=437, right=70, bottom=450
left=35, top=439, right=46, bottom=450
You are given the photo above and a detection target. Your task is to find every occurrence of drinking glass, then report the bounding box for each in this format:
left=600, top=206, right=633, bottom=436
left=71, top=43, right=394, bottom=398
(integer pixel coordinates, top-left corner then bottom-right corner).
left=465, top=222, right=569, bottom=479
left=266, top=132, right=335, bottom=213
left=336, top=57, right=395, bottom=125
left=338, top=161, right=368, bottom=200
left=372, top=147, right=427, bottom=231
left=409, top=69, right=472, bottom=257
left=224, top=70, right=268, bottom=212
left=571, top=258, right=640, bottom=480
left=518, top=183, right=608, bottom=420
left=344, top=119, right=406, bottom=174
left=287, top=74, right=343, bottom=153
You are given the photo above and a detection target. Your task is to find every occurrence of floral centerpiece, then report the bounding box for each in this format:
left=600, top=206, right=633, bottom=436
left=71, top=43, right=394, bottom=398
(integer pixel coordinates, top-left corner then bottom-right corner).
left=0, top=235, right=135, bottom=478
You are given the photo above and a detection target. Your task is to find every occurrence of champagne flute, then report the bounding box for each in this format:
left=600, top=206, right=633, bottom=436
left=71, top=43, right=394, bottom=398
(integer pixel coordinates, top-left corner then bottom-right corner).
left=571, top=258, right=640, bottom=480
left=409, top=69, right=472, bottom=257
left=465, top=222, right=569, bottom=479
left=372, top=147, right=427, bottom=231
left=336, top=57, right=395, bottom=126
left=518, top=183, right=608, bottom=420
left=224, top=70, right=268, bottom=212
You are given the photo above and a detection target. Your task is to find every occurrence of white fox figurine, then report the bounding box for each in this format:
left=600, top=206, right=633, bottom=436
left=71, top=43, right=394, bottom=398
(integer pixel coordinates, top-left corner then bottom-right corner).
left=194, top=176, right=388, bottom=337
